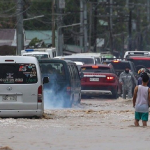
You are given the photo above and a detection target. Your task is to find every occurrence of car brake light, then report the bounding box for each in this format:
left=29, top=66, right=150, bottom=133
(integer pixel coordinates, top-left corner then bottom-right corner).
left=92, top=66, right=98, bottom=69
left=113, top=60, right=119, bottom=63
left=67, top=87, right=71, bottom=95
left=67, top=87, right=71, bottom=91
left=107, top=76, right=114, bottom=80
left=38, top=85, right=42, bottom=103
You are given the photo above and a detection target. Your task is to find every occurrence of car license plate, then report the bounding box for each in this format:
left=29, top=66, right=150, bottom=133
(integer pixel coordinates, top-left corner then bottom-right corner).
left=90, top=78, right=99, bottom=81
left=2, top=95, right=17, bottom=101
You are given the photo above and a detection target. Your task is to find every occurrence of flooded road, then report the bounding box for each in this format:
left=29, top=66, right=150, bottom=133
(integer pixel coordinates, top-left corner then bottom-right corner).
left=0, top=97, right=149, bottom=150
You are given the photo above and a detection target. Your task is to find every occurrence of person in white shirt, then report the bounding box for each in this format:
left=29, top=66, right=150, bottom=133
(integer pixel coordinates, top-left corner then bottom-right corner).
left=133, top=73, right=150, bottom=126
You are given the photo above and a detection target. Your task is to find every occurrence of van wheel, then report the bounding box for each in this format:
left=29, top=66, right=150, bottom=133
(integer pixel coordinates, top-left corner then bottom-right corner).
left=69, top=96, right=74, bottom=108
left=77, top=94, right=81, bottom=104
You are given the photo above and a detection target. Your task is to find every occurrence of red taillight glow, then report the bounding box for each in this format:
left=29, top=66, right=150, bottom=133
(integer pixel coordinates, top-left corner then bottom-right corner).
left=107, top=76, right=114, bottom=80
left=113, top=60, right=119, bottom=63
left=92, top=66, right=99, bottom=69
left=67, top=87, right=71, bottom=91
left=38, top=85, right=42, bottom=103
left=67, top=87, right=71, bottom=95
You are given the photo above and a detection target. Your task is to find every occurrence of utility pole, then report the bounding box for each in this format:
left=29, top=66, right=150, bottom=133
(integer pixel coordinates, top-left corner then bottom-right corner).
left=147, top=0, right=150, bottom=22
left=80, top=0, right=84, bottom=50
left=109, top=0, right=113, bottom=54
left=16, top=0, right=24, bottom=55
left=128, top=10, right=132, bottom=51
left=126, top=0, right=129, bottom=7
left=57, top=0, right=65, bottom=56
left=52, top=0, right=55, bottom=47
left=83, top=0, right=88, bottom=52
left=89, top=2, right=92, bottom=51
left=93, top=0, right=97, bottom=52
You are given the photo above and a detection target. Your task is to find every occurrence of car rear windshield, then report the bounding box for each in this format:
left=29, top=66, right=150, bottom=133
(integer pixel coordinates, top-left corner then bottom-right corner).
left=81, top=66, right=110, bottom=73
left=40, top=63, right=66, bottom=80
left=64, top=58, right=94, bottom=64
left=128, top=59, right=150, bottom=68
left=0, top=64, right=38, bottom=84
left=103, top=62, right=131, bottom=71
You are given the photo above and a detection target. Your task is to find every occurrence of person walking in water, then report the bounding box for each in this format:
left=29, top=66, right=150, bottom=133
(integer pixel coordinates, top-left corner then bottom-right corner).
left=119, top=66, right=136, bottom=99
left=133, top=73, right=150, bottom=126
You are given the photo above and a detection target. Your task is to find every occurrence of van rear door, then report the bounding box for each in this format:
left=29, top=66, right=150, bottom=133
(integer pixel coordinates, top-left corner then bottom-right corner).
left=0, top=63, right=39, bottom=110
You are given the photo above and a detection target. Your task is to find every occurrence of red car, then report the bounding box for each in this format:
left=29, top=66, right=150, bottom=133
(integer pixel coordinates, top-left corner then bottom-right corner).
left=81, top=64, right=120, bottom=98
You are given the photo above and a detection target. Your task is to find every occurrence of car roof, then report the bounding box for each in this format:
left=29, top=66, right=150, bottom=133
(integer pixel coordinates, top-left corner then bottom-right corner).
left=23, top=52, right=49, bottom=55
left=39, top=58, right=65, bottom=63
left=70, top=53, right=101, bottom=56
left=125, top=51, right=149, bottom=53
left=0, top=56, right=38, bottom=63
left=38, top=58, right=76, bottom=64
left=128, top=56, right=150, bottom=60
left=74, top=61, right=84, bottom=65
left=103, top=60, right=131, bottom=63
left=59, top=55, right=96, bottom=58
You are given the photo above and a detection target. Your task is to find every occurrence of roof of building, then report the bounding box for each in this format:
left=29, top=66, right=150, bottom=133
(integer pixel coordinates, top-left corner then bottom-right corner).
left=0, top=29, right=15, bottom=40
left=0, top=29, right=15, bottom=46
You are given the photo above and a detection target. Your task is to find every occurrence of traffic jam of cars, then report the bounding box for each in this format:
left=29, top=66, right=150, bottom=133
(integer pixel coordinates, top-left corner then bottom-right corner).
left=0, top=50, right=150, bottom=118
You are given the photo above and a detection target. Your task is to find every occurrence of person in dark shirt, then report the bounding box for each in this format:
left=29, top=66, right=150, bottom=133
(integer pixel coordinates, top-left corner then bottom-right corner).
left=138, top=72, right=150, bottom=88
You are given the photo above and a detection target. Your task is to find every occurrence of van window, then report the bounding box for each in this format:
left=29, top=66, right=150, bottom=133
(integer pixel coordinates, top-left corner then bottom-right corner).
left=81, top=66, right=110, bottom=73
left=0, top=64, right=37, bottom=84
left=72, top=65, right=80, bottom=80
left=68, top=65, right=73, bottom=79
left=40, top=63, right=66, bottom=80
left=110, top=62, right=130, bottom=70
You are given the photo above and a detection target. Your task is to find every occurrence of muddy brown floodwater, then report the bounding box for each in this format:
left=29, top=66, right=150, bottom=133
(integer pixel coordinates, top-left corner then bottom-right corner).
left=0, top=97, right=150, bottom=150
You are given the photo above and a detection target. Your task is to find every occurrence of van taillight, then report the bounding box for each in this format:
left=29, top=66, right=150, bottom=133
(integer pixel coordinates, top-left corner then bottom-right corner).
left=67, top=87, right=71, bottom=95
left=38, top=85, right=42, bottom=103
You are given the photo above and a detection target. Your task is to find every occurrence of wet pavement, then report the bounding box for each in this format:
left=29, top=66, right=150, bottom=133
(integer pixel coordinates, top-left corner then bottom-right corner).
left=0, top=97, right=149, bottom=150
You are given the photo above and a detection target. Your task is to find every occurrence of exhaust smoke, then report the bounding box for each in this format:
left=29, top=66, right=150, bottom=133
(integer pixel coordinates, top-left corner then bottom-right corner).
left=43, top=74, right=72, bottom=109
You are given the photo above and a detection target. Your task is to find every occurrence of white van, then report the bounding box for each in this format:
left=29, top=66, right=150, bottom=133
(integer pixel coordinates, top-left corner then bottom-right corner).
left=124, top=51, right=150, bottom=59
left=0, top=56, right=46, bottom=117
left=21, top=48, right=57, bottom=59
left=22, top=51, right=50, bottom=59
left=70, top=53, right=102, bottom=63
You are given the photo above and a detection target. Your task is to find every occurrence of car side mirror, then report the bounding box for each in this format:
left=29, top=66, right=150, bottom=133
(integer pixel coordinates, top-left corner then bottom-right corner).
left=80, top=72, right=84, bottom=79
left=43, top=77, right=49, bottom=84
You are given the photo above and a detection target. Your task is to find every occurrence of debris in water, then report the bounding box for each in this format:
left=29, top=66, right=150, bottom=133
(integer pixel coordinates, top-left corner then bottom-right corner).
left=8, top=136, right=14, bottom=139
left=0, top=147, right=13, bottom=150
left=42, top=113, right=54, bottom=119
left=85, top=109, right=94, bottom=114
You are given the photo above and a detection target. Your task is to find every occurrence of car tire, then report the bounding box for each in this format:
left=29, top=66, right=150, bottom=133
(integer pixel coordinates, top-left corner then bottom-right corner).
left=112, top=89, right=118, bottom=99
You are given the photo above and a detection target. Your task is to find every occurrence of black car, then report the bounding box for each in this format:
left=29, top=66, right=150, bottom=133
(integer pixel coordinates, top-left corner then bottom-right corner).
left=39, top=59, right=81, bottom=108
left=102, top=60, right=138, bottom=78
left=102, top=60, right=139, bottom=95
